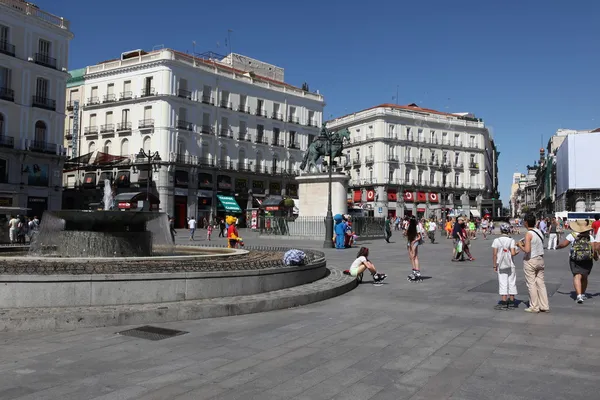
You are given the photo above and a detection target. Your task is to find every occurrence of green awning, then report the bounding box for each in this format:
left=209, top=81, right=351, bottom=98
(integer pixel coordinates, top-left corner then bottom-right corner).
left=217, top=195, right=242, bottom=213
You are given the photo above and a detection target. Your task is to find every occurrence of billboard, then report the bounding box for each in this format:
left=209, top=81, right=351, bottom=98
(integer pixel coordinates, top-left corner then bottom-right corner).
left=23, top=163, right=49, bottom=186
left=556, top=133, right=600, bottom=195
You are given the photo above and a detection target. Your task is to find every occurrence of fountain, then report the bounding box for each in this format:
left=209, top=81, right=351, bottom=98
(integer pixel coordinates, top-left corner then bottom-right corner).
left=0, top=184, right=338, bottom=330
left=103, top=179, right=114, bottom=211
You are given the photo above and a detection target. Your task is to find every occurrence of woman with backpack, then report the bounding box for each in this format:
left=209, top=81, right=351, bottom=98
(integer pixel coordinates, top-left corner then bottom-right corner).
left=556, top=220, right=599, bottom=304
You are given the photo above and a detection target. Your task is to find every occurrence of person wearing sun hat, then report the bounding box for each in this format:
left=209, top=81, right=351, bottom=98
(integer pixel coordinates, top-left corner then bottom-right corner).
left=557, top=219, right=599, bottom=304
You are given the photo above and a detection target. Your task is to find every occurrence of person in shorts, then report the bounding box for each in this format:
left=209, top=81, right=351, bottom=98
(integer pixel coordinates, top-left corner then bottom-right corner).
left=492, top=224, right=520, bottom=309
left=347, top=247, right=386, bottom=284
left=557, top=219, right=599, bottom=304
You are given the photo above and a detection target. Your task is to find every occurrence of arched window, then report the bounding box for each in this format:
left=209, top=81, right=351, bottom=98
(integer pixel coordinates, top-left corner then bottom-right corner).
left=142, top=136, right=151, bottom=152
left=35, top=121, right=46, bottom=143
left=89, top=141, right=96, bottom=153
left=104, top=140, right=112, bottom=154
left=0, top=113, right=4, bottom=135
left=120, top=139, right=129, bottom=156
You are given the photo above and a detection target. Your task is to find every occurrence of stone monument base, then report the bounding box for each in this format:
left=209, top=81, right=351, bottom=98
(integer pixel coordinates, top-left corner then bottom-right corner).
left=295, top=173, right=349, bottom=217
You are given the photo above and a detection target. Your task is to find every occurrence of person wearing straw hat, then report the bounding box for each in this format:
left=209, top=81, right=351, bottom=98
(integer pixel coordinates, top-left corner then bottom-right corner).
left=556, top=219, right=599, bottom=304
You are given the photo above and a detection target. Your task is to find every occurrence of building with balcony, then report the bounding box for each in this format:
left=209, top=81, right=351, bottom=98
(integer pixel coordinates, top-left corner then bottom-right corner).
left=0, top=0, right=73, bottom=217
left=326, top=103, right=497, bottom=218
left=62, top=48, right=324, bottom=227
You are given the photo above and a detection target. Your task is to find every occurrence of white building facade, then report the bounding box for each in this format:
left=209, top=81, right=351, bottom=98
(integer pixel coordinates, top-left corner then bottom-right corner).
left=327, top=104, right=496, bottom=219
left=63, top=49, right=324, bottom=227
left=0, top=0, right=73, bottom=217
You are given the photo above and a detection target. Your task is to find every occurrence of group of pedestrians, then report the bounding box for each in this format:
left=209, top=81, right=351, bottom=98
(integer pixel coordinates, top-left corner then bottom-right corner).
left=491, top=214, right=600, bottom=311
left=7, top=215, right=39, bottom=244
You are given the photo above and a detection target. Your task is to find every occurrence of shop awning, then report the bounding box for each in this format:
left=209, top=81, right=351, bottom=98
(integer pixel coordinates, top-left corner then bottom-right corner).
left=470, top=209, right=481, bottom=218
left=217, top=195, right=241, bottom=213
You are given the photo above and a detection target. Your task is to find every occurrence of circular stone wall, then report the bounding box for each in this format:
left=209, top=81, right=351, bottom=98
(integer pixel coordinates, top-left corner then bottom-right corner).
left=0, top=247, right=327, bottom=308
left=40, top=231, right=153, bottom=257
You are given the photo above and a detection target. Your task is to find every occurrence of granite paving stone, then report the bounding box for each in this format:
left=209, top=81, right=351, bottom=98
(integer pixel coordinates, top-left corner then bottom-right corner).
left=3, top=231, right=600, bottom=399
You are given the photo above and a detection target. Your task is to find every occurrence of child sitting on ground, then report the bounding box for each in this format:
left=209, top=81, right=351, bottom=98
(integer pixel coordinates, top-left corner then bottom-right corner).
left=491, top=224, right=520, bottom=309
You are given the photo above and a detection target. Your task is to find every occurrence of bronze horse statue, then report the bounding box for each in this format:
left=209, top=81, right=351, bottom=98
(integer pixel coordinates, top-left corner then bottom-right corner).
left=300, top=126, right=350, bottom=173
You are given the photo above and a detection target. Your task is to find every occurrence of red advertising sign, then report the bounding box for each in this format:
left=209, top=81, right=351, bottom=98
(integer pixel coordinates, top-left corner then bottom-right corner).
left=118, top=202, right=131, bottom=209
left=404, top=191, right=414, bottom=202
left=428, top=192, right=439, bottom=203
left=417, top=191, right=427, bottom=202
left=353, top=190, right=362, bottom=202
left=366, top=190, right=375, bottom=202
left=387, top=190, right=397, bottom=201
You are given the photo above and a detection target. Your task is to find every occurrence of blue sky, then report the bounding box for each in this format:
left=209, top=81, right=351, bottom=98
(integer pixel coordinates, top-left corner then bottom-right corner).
left=39, top=0, right=600, bottom=203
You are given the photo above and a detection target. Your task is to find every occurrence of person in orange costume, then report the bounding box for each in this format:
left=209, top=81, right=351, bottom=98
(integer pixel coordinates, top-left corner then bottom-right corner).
left=226, top=215, right=243, bottom=248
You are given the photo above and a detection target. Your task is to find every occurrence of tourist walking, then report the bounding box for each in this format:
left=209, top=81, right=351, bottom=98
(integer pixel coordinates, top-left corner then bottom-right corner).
left=481, top=217, right=489, bottom=239
left=556, top=220, right=598, bottom=304
left=7, top=215, right=18, bottom=244
left=383, top=216, right=392, bottom=243
left=547, top=217, right=558, bottom=250
left=345, top=247, right=387, bottom=285
left=218, top=218, right=226, bottom=237
left=516, top=214, right=549, bottom=313
left=492, top=224, right=520, bottom=309
left=206, top=223, right=213, bottom=241
left=406, top=217, right=424, bottom=282
left=427, top=218, right=437, bottom=243
left=188, top=216, right=197, bottom=241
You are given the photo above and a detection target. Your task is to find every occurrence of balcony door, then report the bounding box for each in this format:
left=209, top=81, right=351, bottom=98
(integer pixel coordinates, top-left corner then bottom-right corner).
left=38, top=39, right=51, bottom=56
left=36, top=78, right=48, bottom=98
left=34, top=121, right=46, bottom=143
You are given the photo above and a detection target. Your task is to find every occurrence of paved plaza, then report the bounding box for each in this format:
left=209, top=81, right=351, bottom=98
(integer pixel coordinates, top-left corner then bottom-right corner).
left=2, top=230, right=600, bottom=399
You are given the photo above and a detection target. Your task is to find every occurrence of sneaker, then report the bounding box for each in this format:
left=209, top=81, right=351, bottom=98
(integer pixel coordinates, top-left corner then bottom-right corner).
left=507, top=299, right=517, bottom=309
left=576, top=295, right=584, bottom=304
left=494, top=301, right=508, bottom=310
left=373, top=273, right=386, bottom=283
left=524, top=307, right=539, bottom=313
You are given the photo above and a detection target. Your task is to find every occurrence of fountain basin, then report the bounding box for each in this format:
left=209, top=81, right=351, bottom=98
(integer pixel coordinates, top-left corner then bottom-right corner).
left=0, top=247, right=327, bottom=308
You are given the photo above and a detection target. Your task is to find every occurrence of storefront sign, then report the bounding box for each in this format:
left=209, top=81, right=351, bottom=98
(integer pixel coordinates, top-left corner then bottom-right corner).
left=404, top=191, right=414, bottom=202
left=174, top=188, right=188, bottom=196
left=417, top=191, right=427, bottom=202
left=387, top=190, right=397, bottom=201
left=428, top=192, right=439, bottom=203
left=265, top=206, right=279, bottom=211
left=0, top=197, right=12, bottom=207
left=366, top=190, right=375, bottom=201
left=353, top=190, right=362, bottom=202
left=197, top=190, right=213, bottom=198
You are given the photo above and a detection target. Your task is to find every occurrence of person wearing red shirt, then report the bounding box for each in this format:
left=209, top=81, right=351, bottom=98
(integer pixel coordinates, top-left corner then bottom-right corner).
left=592, top=214, right=600, bottom=236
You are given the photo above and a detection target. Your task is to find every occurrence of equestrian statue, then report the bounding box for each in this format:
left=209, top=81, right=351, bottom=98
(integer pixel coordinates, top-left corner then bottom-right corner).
left=300, top=124, right=350, bottom=173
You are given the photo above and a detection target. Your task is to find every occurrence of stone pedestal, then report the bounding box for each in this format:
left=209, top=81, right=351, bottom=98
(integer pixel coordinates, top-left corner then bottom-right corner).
left=295, top=173, right=349, bottom=217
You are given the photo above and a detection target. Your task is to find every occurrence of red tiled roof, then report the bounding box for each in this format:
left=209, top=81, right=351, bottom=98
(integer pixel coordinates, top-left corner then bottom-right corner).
left=591, top=127, right=600, bottom=133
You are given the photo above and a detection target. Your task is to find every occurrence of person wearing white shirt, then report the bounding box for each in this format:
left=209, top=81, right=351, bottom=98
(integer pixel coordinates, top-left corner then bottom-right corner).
left=516, top=214, right=549, bottom=313
left=557, top=220, right=599, bottom=304
left=188, top=217, right=197, bottom=241
left=427, top=220, right=437, bottom=244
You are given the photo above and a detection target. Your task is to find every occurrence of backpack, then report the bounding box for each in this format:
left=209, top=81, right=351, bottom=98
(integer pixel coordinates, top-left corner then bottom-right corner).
left=283, top=249, right=306, bottom=266
left=496, top=237, right=514, bottom=271
left=571, top=234, right=593, bottom=262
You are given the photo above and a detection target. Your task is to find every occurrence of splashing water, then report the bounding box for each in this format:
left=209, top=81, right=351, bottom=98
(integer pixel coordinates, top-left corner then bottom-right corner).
left=103, top=180, right=114, bottom=211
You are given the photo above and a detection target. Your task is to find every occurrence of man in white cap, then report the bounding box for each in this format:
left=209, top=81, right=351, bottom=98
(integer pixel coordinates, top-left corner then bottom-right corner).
left=557, top=219, right=599, bottom=304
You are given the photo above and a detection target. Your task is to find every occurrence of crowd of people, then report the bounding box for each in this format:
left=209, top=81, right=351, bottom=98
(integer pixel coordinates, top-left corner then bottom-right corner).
left=350, top=213, right=600, bottom=311
left=6, top=215, right=40, bottom=244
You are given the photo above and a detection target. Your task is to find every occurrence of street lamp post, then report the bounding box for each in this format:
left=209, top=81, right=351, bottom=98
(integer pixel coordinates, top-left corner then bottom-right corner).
left=136, top=148, right=161, bottom=204
left=440, top=164, right=450, bottom=222
left=323, top=132, right=334, bottom=249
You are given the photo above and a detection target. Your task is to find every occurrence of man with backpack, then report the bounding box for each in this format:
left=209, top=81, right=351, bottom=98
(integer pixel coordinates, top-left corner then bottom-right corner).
left=557, top=220, right=599, bottom=304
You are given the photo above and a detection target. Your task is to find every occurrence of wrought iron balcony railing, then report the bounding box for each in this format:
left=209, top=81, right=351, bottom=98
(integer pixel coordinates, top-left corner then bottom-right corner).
left=32, top=95, right=56, bottom=110
left=35, top=53, right=57, bottom=69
